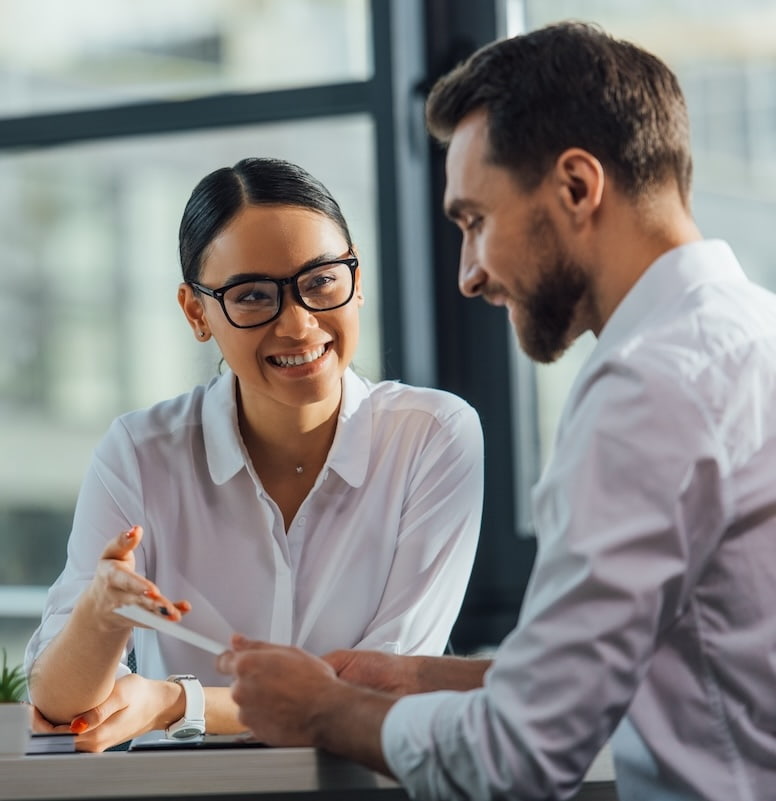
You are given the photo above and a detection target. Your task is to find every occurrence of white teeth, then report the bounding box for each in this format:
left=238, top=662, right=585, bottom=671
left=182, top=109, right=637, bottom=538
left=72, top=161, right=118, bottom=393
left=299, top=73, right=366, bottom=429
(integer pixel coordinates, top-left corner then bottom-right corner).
left=271, top=344, right=327, bottom=367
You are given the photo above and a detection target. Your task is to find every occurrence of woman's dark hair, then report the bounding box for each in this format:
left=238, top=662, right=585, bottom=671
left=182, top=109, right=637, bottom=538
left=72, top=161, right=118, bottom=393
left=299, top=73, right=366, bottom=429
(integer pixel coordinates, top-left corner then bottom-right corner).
left=179, top=157, right=353, bottom=282
left=426, top=21, right=693, bottom=204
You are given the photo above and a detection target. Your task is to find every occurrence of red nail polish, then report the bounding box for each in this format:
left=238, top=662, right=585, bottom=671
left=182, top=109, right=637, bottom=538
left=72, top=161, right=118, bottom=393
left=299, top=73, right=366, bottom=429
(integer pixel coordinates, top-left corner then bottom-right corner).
left=70, top=717, right=88, bottom=734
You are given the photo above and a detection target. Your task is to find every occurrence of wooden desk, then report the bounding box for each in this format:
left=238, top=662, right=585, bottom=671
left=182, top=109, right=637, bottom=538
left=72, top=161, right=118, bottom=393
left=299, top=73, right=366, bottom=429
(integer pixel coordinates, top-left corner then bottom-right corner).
left=0, top=746, right=617, bottom=801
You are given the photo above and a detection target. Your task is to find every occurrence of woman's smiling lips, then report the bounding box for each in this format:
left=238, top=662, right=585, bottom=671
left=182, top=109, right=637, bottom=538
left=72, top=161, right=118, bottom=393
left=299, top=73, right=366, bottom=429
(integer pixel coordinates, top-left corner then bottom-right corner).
left=268, top=342, right=331, bottom=369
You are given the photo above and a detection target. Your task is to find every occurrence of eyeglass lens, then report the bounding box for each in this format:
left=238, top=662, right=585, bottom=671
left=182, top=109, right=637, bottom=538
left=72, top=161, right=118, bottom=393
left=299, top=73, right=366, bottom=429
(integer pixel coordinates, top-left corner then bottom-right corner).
left=222, top=261, right=353, bottom=326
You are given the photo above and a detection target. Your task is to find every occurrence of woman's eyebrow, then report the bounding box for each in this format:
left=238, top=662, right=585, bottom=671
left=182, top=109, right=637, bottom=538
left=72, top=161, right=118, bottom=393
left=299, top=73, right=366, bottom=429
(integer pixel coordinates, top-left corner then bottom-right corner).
left=222, top=251, right=350, bottom=284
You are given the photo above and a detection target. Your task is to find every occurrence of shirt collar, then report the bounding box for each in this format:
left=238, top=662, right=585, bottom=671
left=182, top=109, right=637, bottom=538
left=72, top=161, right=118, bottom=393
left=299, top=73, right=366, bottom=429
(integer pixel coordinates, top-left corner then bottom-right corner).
left=201, top=367, right=372, bottom=488
left=325, top=367, right=372, bottom=488
left=595, top=239, right=746, bottom=357
left=202, top=370, right=246, bottom=486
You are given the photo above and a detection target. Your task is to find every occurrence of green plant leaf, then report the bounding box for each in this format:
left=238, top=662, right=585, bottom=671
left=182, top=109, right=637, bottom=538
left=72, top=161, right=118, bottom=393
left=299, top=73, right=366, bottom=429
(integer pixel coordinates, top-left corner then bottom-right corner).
left=0, top=648, right=27, bottom=703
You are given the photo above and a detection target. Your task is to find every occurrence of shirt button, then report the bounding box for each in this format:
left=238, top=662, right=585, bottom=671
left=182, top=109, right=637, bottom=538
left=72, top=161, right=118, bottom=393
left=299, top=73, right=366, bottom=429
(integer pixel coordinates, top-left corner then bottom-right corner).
left=298, top=516, right=306, bottom=526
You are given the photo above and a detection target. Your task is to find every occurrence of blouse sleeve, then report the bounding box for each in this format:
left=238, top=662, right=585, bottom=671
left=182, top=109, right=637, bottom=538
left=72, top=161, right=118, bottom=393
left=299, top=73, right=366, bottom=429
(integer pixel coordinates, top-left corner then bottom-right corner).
left=353, top=402, right=484, bottom=655
left=24, top=419, right=146, bottom=678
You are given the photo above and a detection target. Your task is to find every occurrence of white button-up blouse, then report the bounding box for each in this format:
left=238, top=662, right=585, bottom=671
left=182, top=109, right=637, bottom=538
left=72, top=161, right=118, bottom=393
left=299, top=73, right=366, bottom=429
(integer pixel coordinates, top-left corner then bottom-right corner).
left=25, top=368, right=484, bottom=687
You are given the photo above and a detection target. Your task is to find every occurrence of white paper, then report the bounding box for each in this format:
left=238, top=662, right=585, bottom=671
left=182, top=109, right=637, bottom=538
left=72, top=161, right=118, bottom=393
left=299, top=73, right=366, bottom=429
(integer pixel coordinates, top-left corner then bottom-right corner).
left=114, top=605, right=229, bottom=655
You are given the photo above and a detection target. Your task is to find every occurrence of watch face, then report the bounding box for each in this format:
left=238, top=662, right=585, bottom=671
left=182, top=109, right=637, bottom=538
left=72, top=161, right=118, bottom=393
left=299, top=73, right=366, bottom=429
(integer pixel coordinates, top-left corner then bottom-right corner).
left=172, top=727, right=203, bottom=740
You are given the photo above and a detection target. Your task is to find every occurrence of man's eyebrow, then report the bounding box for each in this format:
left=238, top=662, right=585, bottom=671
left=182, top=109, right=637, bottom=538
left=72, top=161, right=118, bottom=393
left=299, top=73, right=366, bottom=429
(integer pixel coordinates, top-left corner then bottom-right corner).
left=444, top=198, right=475, bottom=222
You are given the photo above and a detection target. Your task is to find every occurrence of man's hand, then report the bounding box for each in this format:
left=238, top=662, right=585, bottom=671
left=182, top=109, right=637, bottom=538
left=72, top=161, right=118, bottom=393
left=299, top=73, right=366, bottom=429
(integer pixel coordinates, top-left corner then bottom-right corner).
left=323, top=650, right=422, bottom=695
left=216, top=636, right=339, bottom=746
left=217, top=635, right=395, bottom=775
left=324, top=650, right=492, bottom=695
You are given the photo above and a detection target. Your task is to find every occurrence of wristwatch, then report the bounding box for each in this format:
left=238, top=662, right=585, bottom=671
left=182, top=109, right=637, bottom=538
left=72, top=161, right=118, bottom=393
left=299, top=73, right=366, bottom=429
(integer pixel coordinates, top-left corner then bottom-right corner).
left=165, top=674, right=206, bottom=740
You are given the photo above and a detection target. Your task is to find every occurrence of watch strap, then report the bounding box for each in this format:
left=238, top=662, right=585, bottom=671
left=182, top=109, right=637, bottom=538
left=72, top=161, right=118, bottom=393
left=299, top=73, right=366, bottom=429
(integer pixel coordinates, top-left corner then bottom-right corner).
left=165, top=674, right=205, bottom=739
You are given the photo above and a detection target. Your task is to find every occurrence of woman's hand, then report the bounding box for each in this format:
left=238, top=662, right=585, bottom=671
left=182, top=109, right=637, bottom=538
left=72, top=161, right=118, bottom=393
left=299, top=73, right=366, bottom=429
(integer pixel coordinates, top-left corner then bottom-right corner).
left=80, top=525, right=191, bottom=633
left=59, top=674, right=184, bottom=753
left=31, top=705, right=72, bottom=735
left=28, top=526, right=190, bottom=728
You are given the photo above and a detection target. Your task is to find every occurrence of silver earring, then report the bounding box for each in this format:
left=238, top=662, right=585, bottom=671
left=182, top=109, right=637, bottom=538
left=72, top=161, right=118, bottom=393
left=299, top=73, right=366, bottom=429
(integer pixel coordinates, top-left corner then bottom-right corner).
left=199, top=331, right=206, bottom=338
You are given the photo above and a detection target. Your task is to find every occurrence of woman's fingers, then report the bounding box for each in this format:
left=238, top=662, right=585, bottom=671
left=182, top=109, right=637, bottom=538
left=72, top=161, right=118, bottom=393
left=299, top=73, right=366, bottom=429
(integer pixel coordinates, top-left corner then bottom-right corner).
left=90, top=525, right=194, bottom=623
left=173, top=600, right=192, bottom=615
left=87, top=525, right=183, bottom=621
left=31, top=705, right=71, bottom=734
left=99, top=525, right=143, bottom=562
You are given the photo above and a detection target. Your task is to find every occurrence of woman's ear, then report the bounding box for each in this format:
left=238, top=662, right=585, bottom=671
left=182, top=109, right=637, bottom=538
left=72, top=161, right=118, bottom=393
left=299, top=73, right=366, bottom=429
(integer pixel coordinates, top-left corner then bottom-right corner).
left=178, top=283, right=211, bottom=341
left=553, top=148, right=605, bottom=225
left=355, top=272, right=365, bottom=306
left=351, top=246, right=365, bottom=306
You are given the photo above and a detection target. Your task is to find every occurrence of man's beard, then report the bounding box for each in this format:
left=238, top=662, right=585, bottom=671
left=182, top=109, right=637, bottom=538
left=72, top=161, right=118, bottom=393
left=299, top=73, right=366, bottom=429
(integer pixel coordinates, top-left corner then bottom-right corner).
left=515, top=212, right=589, bottom=364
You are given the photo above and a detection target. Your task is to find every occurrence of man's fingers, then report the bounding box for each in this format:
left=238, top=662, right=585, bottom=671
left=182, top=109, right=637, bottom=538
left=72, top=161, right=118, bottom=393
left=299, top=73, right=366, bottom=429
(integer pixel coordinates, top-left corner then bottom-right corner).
left=322, top=649, right=352, bottom=674
left=216, top=636, right=268, bottom=674
left=232, top=633, right=259, bottom=651
left=216, top=650, right=235, bottom=674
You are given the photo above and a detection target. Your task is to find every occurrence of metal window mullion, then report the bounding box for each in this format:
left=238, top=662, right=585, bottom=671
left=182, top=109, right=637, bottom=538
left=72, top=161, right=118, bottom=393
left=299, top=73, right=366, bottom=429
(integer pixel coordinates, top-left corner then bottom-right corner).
left=0, top=81, right=373, bottom=151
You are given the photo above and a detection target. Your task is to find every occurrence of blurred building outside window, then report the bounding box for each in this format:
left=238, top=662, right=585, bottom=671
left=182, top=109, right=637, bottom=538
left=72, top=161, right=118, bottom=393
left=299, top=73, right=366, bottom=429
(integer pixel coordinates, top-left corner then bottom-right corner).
left=0, top=0, right=377, bottom=667
left=509, top=0, right=776, bottom=499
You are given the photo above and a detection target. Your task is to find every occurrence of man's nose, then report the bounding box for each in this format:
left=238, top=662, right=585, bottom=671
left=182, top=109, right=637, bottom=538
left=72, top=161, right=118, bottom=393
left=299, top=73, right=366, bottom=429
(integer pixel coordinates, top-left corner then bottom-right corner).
left=458, top=257, right=488, bottom=297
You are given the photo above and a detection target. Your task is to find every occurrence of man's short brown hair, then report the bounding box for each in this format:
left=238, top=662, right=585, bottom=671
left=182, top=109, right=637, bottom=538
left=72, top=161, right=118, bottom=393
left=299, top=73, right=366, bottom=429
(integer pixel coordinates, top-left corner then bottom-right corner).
left=426, top=21, right=693, bottom=203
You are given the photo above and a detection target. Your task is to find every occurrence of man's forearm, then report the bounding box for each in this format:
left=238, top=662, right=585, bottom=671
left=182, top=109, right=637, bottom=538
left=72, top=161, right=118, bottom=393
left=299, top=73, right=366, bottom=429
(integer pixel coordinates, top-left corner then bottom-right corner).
left=412, top=655, right=492, bottom=693
left=309, top=682, right=397, bottom=776
left=307, top=656, right=491, bottom=775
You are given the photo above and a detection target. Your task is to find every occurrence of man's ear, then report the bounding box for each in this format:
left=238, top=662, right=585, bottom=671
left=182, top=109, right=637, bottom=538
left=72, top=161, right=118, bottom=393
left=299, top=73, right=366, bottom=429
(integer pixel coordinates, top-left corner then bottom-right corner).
left=553, top=148, right=605, bottom=225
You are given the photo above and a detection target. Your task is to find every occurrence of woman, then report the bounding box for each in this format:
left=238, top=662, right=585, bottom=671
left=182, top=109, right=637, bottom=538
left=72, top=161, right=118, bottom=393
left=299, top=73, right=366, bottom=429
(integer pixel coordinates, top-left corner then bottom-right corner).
left=24, top=157, right=483, bottom=751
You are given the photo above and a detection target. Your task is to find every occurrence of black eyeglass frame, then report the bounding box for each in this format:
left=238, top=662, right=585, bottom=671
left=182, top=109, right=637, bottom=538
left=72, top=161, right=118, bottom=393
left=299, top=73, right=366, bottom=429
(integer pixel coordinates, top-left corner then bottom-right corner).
left=188, top=253, right=359, bottom=329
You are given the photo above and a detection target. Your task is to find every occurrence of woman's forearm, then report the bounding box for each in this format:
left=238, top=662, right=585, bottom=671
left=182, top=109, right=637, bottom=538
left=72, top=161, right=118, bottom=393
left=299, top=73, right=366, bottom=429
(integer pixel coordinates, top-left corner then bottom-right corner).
left=28, top=592, right=129, bottom=724
left=203, top=686, right=249, bottom=734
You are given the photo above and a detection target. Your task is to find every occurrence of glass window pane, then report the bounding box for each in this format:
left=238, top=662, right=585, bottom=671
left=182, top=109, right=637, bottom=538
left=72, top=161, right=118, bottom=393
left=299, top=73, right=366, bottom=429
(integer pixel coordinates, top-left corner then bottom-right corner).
left=0, top=0, right=372, bottom=117
left=513, top=0, right=776, bottom=468
left=0, top=115, right=379, bottom=657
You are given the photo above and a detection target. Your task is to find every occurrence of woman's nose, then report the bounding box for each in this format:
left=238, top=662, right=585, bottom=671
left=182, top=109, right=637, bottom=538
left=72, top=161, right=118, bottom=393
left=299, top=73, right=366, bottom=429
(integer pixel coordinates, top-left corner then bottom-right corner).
left=273, top=289, right=317, bottom=337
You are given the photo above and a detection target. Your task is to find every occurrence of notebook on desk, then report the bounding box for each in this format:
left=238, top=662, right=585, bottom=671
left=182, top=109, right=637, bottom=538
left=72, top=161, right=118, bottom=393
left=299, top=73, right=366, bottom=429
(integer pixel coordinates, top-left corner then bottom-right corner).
left=129, top=731, right=267, bottom=750
left=26, top=732, right=76, bottom=754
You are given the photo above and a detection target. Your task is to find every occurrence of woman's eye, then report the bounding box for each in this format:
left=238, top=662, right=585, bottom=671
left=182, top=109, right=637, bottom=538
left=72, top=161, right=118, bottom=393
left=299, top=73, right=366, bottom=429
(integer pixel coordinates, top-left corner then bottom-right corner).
left=235, top=289, right=273, bottom=304
left=465, top=216, right=483, bottom=232
left=300, top=272, right=337, bottom=294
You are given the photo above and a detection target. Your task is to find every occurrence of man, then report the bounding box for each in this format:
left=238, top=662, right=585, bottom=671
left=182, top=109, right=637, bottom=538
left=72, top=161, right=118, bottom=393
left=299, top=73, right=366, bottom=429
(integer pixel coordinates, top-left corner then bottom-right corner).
left=217, top=22, right=776, bottom=800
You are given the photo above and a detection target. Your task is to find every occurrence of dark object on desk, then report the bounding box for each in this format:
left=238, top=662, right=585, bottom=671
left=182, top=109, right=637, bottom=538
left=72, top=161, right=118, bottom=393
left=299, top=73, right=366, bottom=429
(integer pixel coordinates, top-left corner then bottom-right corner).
left=27, top=732, right=76, bottom=754
left=129, top=732, right=267, bottom=750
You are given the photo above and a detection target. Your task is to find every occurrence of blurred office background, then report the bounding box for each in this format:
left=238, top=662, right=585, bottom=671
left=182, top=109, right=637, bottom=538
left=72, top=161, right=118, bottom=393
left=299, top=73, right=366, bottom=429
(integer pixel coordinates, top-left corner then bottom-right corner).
left=2, top=0, right=776, bottom=665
